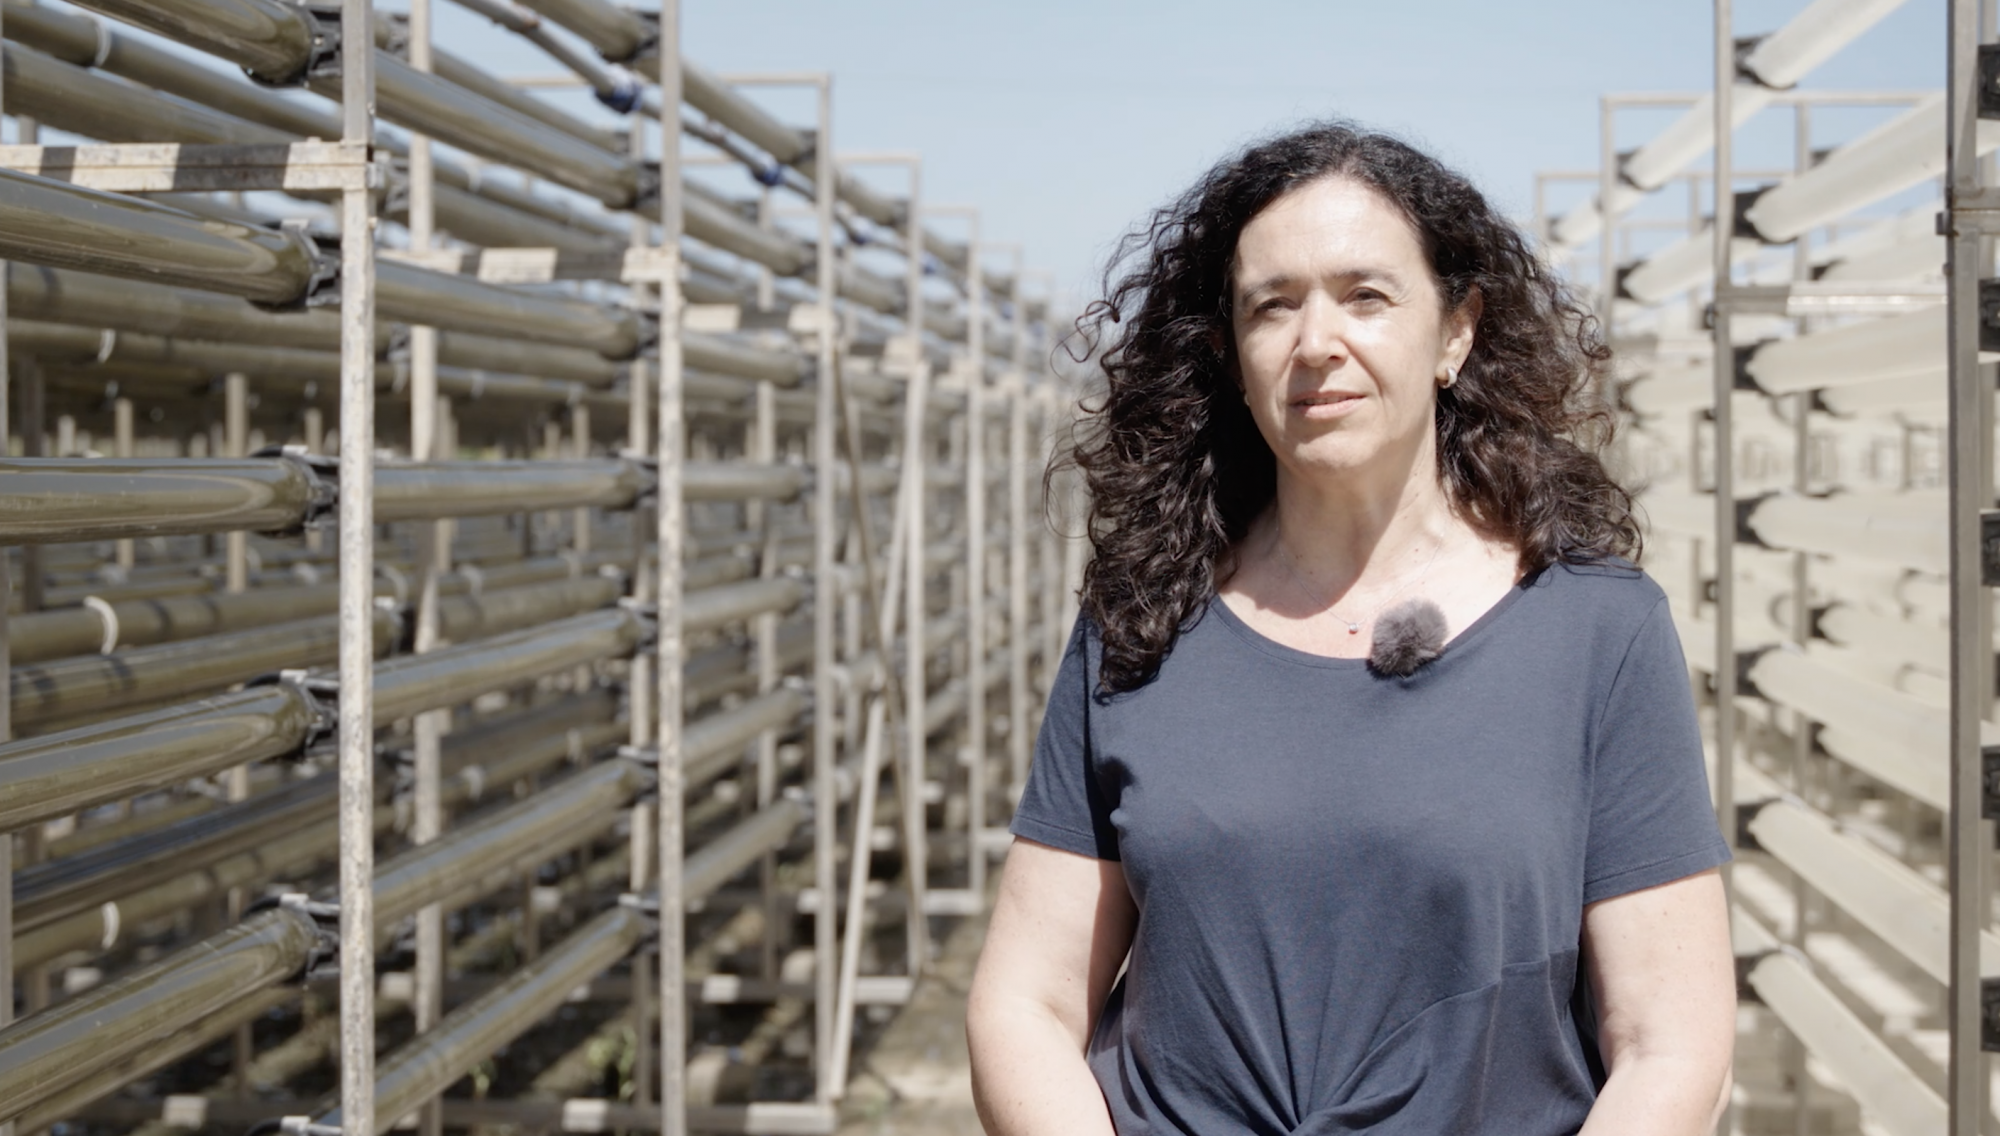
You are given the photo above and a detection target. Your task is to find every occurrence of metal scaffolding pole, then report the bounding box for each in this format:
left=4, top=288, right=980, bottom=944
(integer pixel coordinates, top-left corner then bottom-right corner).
left=1710, top=0, right=1739, bottom=884
left=334, top=0, right=378, bottom=1124
left=651, top=8, right=688, bottom=1134
left=405, top=0, right=447, bottom=1117
left=0, top=3, right=1067, bottom=1124
left=1945, top=1, right=1993, bottom=1129
left=964, top=220, right=987, bottom=902
left=811, top=70, right=839, bottom=1110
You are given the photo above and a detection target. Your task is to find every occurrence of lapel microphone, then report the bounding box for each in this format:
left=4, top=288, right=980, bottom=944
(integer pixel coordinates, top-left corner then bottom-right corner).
left=1368, top=598, right=1448, bottom=678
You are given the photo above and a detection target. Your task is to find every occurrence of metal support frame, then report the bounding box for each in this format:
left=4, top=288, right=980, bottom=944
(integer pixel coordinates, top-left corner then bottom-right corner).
left=1580, top=4, right=1999, bottom=1131
left=1947, top=1, right=1995, bottom=1129
left=0, top=3, right=1071, bottom=1130
left=652, top=14, right=688, bottom=1133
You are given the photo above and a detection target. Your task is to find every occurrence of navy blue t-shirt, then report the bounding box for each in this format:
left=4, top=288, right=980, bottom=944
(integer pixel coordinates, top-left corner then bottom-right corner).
left=1010, top=562, right=1729, bottom=1135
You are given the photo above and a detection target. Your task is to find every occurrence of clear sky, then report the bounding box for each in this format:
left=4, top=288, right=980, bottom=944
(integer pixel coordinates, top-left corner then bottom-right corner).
left=654, top=1, right=1943, bottom=311
left=19, top=0, right=1945, bottom=310
left=261, top=0, right=1936, bottom=312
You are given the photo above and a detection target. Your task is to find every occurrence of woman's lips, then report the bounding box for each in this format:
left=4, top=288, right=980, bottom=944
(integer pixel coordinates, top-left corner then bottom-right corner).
left=1289, top=391, right=1363, bottom=419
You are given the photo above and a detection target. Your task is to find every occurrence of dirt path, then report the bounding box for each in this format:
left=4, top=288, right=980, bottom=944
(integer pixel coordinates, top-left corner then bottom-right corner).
left=835, top=890, right=993, bottom=1136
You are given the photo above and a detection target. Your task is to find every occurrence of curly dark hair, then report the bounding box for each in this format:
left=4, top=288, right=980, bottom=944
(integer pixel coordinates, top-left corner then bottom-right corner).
left=1059, top=121, right=1638, bottom=693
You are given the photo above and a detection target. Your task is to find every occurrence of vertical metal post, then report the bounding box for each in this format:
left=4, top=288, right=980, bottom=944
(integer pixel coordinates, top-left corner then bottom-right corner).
left=405, top=3, right=444, bottom=1125
left=0, top=18, right=12, bottom=1126
left=1687, top=176, right=1704, bottom=337
left=19, top=360, right=42, bottom=612
left=963, top=222, right=987, bottom=902
left=653, top=12, right=688, bottom=1134
left=1059, top=460, right=1083, bottom=661
left=225, top=372, right=249, bottom=595
left=1006, top=260, right=1031, bottom=804
left=753, top=389, right=780, bottom=988
left=572, top=402, right=592, bottom=553
left=1040, top=384, right=1063, bottom=694
left=1710, top=0, right=1738, bottom=870
left=335, top=0, right=379, bottom=1122
left=810, top=72, right=840, bottom=1106
left=1785, top=100, right=1814, bottom=1136
left=624, top=109, right=658, bottom=1119
left=899, top=190, right=933, bottom=976
left=304, top=405, right=326, bottom=554
left=222, top=366, right=254, bottom=1089
left=747, top=146, right=782, bottom=985
left=1945, top=0, right=1993, bottom=1128
left=114, top=397, right=135, bottom=571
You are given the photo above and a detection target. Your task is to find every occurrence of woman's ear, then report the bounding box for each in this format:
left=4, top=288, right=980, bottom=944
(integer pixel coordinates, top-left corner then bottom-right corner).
left=1443, top=285, right=1483, bottom=372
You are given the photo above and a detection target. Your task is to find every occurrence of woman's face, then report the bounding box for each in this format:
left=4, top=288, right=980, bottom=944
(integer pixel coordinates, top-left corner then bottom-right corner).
left=1228, top=175, right=1476, bottom=490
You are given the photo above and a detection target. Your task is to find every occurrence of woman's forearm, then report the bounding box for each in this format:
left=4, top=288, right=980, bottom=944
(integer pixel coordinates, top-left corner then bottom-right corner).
left=1577, top=1054, right=1730, bottom=1136
left=967, top=996, right=1116, bottom=1136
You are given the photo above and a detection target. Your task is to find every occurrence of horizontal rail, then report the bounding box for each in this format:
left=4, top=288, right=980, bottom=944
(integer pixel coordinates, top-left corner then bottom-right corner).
left=683, top=461, right=806, bottom=502
left=0, top=685, right=319, bottom=832
left=0, top=905, right=322, bottom=1124
left=9, top=263, right=353, bottom=350
left=371, top=759, right=648, bottom=927
left=0, top=607, right=643, bottom=831
left=0, top=166, right=322, bottom=302
left=374, top=460, right=647, bottom=521
left=15, top=701, right=624, bottom=958
left=1745, top=950, right=1944, bottom=1136
left=371, top=608, right=644, bottom=722
left=316, top=906, right=647, bottom=1136
left=0, top=167, right=647, bottom=355
left=8, top=555, right=623, bottom=664
left=0, top=762, right=644, bottom=1124
left=684, top=798, right=810, bottom=903
left=683, top=577, right=805, bottom=633
left=15, top=988, right=293, bottom=1133
left=0, top=456, right=320, bottom=544
left=1746, top=796, right=2000, bottom=984
left=9, top=608, right=394, bottom=731
left=684, top=688, right=807, bottom=785
left=0, top=457, right=652, bottom=544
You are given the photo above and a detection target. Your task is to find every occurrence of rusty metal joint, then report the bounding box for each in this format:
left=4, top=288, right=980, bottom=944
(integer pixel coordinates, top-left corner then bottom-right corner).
left=605, top=10, right=659, bottom=64
left=617, top=597, right=660, bottom=653
left=616, top=891, right=663, bottom=949
left=634, top=159, right=663, bottom=211
left=246, top=5, right=342, bottom=87
left=263, top=443, right=341, bottom=532
left=242, top=892, right=344, bottom=983
left=621, top=451, right=660, bottom=508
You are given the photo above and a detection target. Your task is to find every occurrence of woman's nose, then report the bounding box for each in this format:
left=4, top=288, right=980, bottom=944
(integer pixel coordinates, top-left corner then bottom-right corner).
left=1292, top=294, right=1348, bottom=368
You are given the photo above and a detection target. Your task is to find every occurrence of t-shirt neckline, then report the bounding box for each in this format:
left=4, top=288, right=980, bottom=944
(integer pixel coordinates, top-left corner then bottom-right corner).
left=1207, top=565, right=1543, bottom=670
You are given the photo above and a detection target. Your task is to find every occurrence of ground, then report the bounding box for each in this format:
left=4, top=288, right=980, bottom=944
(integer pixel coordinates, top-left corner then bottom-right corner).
left=835, top=890, right=991, bottom=1136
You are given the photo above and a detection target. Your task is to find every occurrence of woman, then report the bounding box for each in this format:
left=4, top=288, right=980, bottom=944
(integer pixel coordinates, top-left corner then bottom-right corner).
left=966, top=123, right=1735, bottom=1135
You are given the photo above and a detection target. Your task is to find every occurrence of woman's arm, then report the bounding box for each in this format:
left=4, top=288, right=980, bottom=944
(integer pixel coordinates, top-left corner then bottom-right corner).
left=967, top=837, right=1139, bottom=1136
left=1577, top=868, right=1736, bottom=1136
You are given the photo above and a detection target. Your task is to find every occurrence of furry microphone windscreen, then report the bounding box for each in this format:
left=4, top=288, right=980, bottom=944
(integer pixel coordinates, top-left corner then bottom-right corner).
left=1368, top=598, right=1448, bottom=677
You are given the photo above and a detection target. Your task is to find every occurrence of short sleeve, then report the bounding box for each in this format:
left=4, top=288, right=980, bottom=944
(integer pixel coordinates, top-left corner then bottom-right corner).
left=1009, top=617, right=1121, bottom=860
left=1582, top=597, right=1731, bottom=905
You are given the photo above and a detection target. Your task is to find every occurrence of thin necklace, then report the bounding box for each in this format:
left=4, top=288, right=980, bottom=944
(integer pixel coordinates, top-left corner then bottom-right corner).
left=1273, top=533, right=1445, bottom=636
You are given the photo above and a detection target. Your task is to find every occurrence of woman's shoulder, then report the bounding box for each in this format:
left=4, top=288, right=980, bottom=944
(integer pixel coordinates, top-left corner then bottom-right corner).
left=1521, top=556, right=1672, bottom=637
